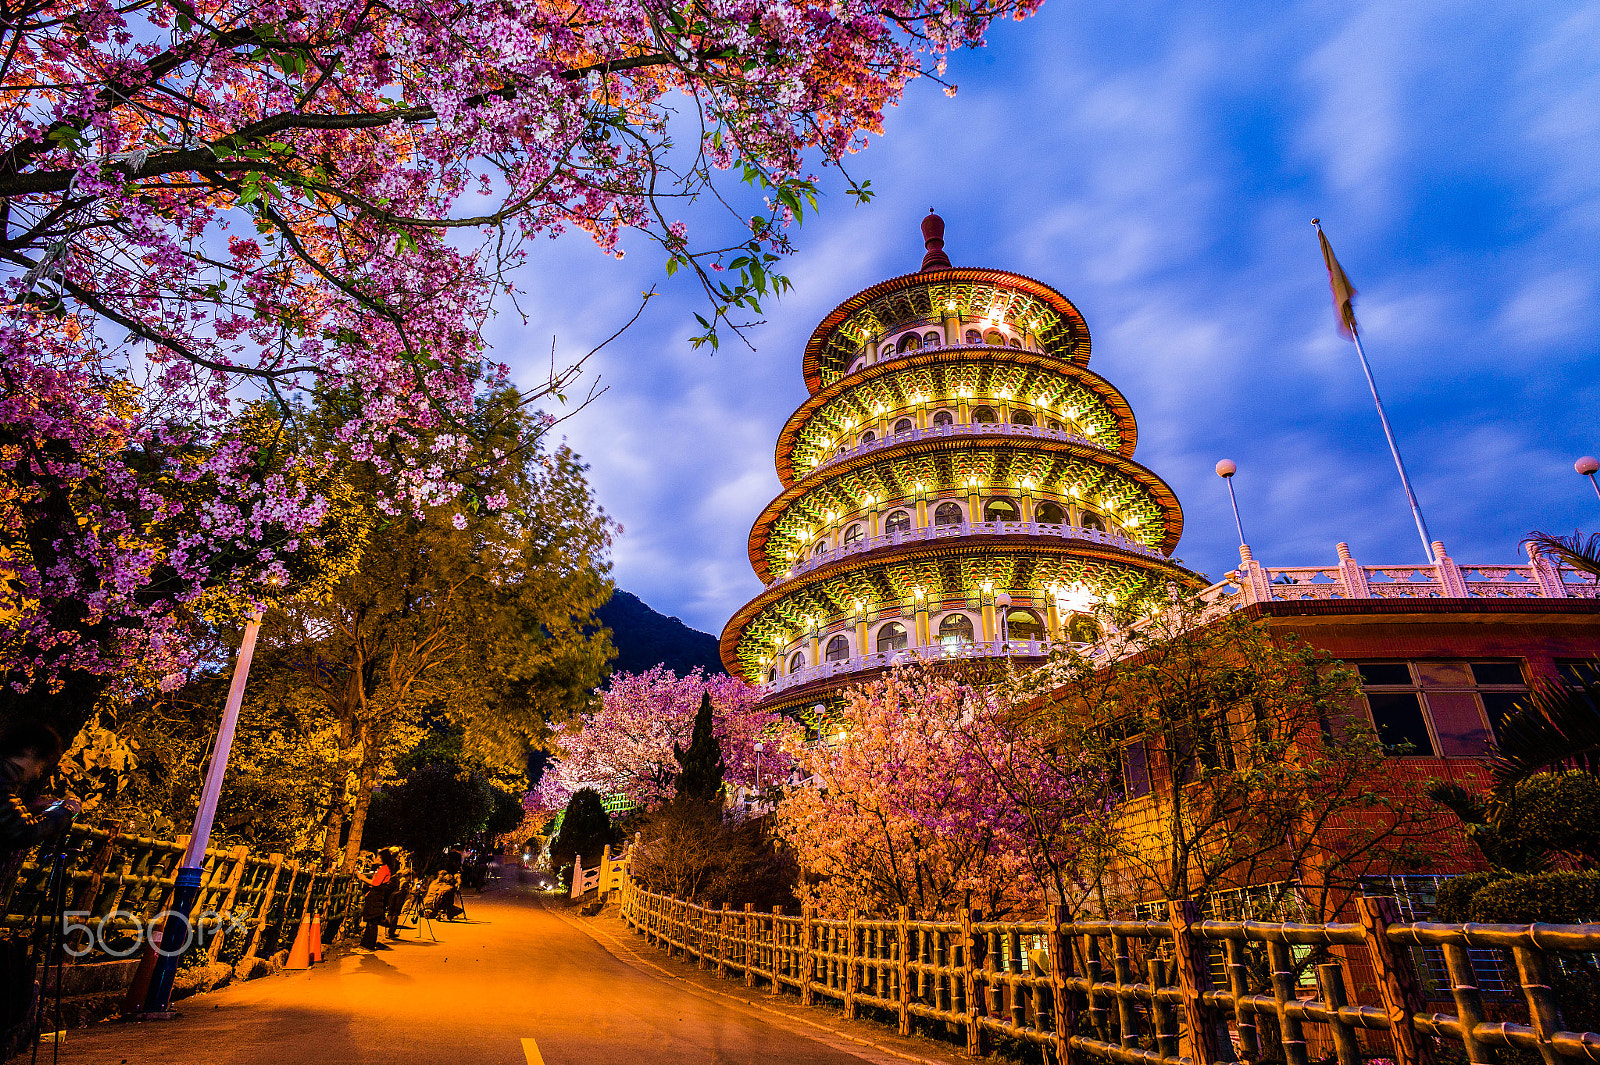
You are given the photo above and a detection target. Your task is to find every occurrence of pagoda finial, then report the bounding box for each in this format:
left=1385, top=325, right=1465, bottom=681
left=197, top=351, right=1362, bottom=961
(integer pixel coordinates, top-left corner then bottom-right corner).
left=920, top=209, right=950, bottom=271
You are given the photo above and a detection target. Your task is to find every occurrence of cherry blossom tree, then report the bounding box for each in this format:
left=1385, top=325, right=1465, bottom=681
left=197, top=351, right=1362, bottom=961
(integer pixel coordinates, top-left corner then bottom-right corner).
left=537, top=665, right=785, bottom=812
left=0, top=0, right=1043, bottom=737
left=773, top=662, right=1109, bottom=920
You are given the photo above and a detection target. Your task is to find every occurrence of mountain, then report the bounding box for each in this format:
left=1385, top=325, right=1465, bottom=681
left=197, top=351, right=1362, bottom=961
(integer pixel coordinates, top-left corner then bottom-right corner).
left=597, top=590, right=726, bottom=678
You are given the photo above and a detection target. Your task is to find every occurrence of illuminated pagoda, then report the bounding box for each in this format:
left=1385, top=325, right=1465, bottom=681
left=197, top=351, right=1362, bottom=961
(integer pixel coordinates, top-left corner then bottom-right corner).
left=719, top=213, right=1198, bottom=712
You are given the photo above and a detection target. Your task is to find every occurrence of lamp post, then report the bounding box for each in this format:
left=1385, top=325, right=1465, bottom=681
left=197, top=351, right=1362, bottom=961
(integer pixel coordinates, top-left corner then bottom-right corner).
left=754, top=742, right=764, bottom=792
left=141, top=609, right=264, bottom=1016
left=996, top=591, right=1012, bottom=647
left=1215, top=459, right=1247, bottom=549
left=1578, top=456, right=1600, bottom=504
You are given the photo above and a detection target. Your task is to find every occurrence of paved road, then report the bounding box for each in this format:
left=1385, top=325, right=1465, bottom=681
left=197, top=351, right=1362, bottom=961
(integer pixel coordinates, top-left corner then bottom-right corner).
left=57, top=882, right=923, bottom=1065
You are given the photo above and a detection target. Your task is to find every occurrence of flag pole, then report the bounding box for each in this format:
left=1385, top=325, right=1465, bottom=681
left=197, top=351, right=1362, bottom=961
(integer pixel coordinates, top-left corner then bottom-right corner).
left=1313, top=219, right=1434, bottom=562
left=1349, top=320, right=1433, bottom=561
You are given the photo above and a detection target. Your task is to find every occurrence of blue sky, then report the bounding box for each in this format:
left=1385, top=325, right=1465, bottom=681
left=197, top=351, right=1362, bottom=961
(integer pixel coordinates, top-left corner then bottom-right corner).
left=488, top=0, right=1600, bottom=637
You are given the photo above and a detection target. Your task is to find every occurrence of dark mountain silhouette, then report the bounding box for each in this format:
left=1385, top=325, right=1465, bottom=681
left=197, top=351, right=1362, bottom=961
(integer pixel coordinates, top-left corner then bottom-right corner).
left=597, top=590, right=726, bottom=678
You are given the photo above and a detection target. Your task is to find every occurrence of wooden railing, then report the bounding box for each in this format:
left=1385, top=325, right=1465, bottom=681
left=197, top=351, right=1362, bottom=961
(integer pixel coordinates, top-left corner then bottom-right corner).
left=618, top=878, right=1600, bottom=1065
left=2, top=822, right=364, bottom=964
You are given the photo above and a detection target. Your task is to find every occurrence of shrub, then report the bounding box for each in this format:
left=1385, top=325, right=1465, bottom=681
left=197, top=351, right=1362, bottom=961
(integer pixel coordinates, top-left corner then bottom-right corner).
left=1433, top=871, right=1509, bottom=922
left=1469, top=870, right=1600, bottom=924
left=550, top=788, right=615, bottom=889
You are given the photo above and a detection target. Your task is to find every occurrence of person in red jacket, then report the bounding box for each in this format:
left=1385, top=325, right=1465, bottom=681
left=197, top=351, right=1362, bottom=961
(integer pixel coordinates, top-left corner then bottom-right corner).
left=352, top=848, right=399, bottom=954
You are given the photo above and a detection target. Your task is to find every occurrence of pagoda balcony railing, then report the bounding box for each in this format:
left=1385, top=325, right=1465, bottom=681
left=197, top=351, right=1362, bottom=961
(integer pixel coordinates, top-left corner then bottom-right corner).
left=1193, top=539, right=1599, bottom=616
left=799, top=420, right=1108, bottom=479
left=763, top=637, right=1050, bottom=695
left=770, top=519, right=1164, bottom=590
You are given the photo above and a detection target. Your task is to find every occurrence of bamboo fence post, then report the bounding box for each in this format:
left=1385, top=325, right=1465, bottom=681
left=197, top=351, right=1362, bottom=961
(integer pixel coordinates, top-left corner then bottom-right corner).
left=897, top=906, right=912, bottom=1036
left=844, top=909, right=858, bottom=1019
left=745, top=903, right=757, bottom=987
left=1440, top=942, right=1491, bottom=1065
left=962, top=907, right=981, bottom=1058
left=695, top=903, right=707, bottom=970
left=1317, top=962, right=1361, bottom=1065
left=717, top=903, right=729, bottom=977
left=206, top=845, right=251, bottom=961
left=1356, top=896, right=1431, bottom=1065
left=1148, top=958, right=1177, bottom=1060
left=1266, top=938, right=1308, bottom=1065
left=801, top=906, right=815, bottom=1006
left=70, top=826, right=122, bottom=914
left=771, top=906, right=783, bottom=996
left=1224, top=937, right=1259, bottom=1058
left=1048, top=905, right=1073, bottom=1065
left=241, top=854, right=285, bottom=961
left=1510, top=945, right=1562, bottom=1065
left=1168, top=900, right=1218, bottom=1065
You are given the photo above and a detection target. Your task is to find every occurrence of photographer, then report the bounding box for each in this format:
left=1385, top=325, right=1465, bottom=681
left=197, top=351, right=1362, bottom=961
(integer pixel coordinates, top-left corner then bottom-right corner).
left=352, top=848, right=399, bottom=954
left=0, top=721, right=80, bottom=877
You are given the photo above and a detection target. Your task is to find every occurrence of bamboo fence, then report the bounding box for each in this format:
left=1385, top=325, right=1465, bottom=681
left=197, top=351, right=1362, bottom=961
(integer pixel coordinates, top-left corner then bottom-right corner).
left=618, top=877, right=1600, bottom=1065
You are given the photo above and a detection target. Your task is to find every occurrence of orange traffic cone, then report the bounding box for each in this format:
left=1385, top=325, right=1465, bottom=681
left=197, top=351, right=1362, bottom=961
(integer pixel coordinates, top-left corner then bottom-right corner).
left=310, top=912, right=324, bottom=963
left=284, top=914, right=311, bottom=970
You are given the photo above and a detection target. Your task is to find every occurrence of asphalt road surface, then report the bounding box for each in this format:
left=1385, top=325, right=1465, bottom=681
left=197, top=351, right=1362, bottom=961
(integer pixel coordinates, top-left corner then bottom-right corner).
left=56, top=881, right=943, bottom=1065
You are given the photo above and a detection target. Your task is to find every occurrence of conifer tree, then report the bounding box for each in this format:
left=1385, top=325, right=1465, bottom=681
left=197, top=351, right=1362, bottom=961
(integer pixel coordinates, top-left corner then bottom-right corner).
left=672, top=693, right=726, bottom=808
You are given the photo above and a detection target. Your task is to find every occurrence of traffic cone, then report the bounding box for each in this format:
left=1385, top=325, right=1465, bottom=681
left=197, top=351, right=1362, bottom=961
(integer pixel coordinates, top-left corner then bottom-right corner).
left=284, top=914, right=311, bottom=970
left=310, top=912, right=324, bottom=963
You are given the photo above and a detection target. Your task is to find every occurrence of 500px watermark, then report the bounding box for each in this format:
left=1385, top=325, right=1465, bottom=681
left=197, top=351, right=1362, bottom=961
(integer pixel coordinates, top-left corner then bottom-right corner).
left=60, top=911, right=250, bottom=958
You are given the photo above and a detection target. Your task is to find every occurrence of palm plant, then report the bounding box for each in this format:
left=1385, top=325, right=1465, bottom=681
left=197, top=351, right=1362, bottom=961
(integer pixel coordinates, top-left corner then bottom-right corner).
left=1526, top=531, right=1600, bottom=581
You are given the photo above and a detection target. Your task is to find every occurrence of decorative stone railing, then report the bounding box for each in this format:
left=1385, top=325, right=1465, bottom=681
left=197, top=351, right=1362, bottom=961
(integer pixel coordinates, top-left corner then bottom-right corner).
left=797, top=420, right=1108, bottom=479
left=764, top=637, right=1049, bottom=695
left=769, top=520, right=1162, bottom=590
left=1199, top=539, right=1598, bottom=615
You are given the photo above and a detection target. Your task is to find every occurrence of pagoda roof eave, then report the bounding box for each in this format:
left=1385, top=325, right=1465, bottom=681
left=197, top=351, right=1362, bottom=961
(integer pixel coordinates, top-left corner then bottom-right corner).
left=774, top=346, right=1139, bottom=486
left=802, top=267, right=1093, bottom=394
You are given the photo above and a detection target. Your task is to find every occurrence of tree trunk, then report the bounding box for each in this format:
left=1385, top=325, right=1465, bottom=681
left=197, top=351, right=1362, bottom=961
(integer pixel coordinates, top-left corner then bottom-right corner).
left=342, top=752, right=379, bottom=873
left=321, top=794, right=347, bottom=870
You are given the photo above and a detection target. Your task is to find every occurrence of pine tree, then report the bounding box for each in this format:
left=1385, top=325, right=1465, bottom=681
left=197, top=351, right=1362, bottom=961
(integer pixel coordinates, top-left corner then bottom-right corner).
left=672, top=692, right=726, bottom=808
left=551, top=788, right=615, bottom=887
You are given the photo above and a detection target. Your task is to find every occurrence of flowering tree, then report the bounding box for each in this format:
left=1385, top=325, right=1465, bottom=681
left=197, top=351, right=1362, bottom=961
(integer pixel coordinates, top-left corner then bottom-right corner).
left=0, top=0, right=1042, bottom=737
left=538, top=666, right=783, bottom=812
left=774, top=663, right=1109, bottom=920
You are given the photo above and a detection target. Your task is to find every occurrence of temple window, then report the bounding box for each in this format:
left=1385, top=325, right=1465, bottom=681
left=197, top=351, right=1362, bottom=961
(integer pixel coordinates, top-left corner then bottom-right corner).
left=965, top=329, right=981, bottom=344
left=768, top=668, right=778, bottom=684
left=984, top=497, right=1018, bottom=522
left=934, top=501, right=964, bottom=526
left=876, top=621, right=908, bottom=652
left=1010, top=409, right=1035, bottom=426
left=860, top=430, right=876, bottom=445
left=881, top=344, right=894, bottom=359
left=825, top=635, right=851, bottom=662
left=1036, top=501, right=1066, bottom=525
left=788, top=650, right=806, bottom=672
left=1081, top=511, right=1105, bottom=532
left=893, top=417, right=914, bottom=434
left=923, top=331, right=942, bottom=347
left=939, top=613, right=974, bottom=646
left=983, top=329, right=1005, bottom=346
left=884, top=510, right=912, bottom=534
left=1068, top=615, right=1101, bottom=643
left=932, top=410, right=954, bottom=427
left=1008, top=337, right=1022, bottom=347
left=897, top=332, right=922, bottom=353
left=971, top=405, right=997, bottom=424
left=813, top=540, right=829, bottom=557
left=1047, top=418, right=1063, bottom=431
left=1004, top=609, right=1044, bottom=641
left=842, top=523, right=864, bottom=546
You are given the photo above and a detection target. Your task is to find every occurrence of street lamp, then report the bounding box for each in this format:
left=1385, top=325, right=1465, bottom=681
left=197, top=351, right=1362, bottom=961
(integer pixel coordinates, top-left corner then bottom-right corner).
left=141, top=606, right=266, bottom=1016
left=1577, top=456, right=1600, bottom=504
left=754, top=742, right=764, bottom=792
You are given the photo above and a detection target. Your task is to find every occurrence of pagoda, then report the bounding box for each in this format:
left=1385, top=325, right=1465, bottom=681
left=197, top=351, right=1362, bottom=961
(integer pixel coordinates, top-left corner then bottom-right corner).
left=719, top=213, right=1198, bottom=712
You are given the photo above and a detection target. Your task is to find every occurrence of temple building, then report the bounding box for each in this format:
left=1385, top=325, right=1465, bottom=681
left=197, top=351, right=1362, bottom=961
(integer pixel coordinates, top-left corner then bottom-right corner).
left=718, top=213, right=1198, bottom=712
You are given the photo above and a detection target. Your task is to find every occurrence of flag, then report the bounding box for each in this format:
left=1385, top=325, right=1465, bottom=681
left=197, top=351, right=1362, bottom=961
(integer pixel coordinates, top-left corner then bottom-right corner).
left=1315, top=221, right=1358, bottom=340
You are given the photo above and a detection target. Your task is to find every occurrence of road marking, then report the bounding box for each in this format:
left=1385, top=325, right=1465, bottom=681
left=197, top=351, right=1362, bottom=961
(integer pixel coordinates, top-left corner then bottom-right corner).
left=521, top=1037, right=546, bottom=1065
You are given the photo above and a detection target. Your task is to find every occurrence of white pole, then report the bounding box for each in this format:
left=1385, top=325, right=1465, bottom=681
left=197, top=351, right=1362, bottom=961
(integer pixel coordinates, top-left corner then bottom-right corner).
left=1215, top=460, right=1246, bottom=548
left=1350, top=324, right=1434, bottom=561
left=181, top=612, right=262, bottom=867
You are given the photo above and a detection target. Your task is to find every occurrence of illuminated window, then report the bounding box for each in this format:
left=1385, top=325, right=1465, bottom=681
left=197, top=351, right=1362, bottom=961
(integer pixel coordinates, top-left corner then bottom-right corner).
left=788, top=651, right=806, bottom=673
left=1068, top=615, right=1101, bottom=643
left=934, top=502, right=963, bottom=526
left=880, top=344, right=894, bottom=358
left=893, top=417, right=914, bottom=434
left=1081, top=512, right=1105, bottom=532
left=983, top=329, right=1004, bottom=346
left=859, top=430, right=876, bottom=445
left=1008, top=337, right=1022, bottom=347
left=768, top=668, right=777, bottom=684
left=897, top=332, right=921, bottom=353
left=939, top=613, right=974, bottom=646
left=1005, top=609, right=1044, bottom=641
left=923, top=331, right=942, bottom=347
left=842, top=523, right=864, bottom=546
left=965, top=329, right=981, bottom=344
left=1036, top=501, right=1066, bottom=525
left=884, top=510, right=911, bottom=534
left=1010, top=409, right=1034, bottom=426
left=984, top=497, right=1018, bottom=522
left=971, top=405, right=997, bottom=424
left=825, top=635, right=851, bottom=662
left=813, top=540, right=829, bottom=557
left=876, top=622, right=908, bottom=652
left=932, top=410, right=954, bottom=427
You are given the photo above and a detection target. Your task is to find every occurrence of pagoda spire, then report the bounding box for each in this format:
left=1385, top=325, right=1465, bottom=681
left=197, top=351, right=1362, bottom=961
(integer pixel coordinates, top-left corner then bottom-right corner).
left=920, top=209, right=951, bottom=271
